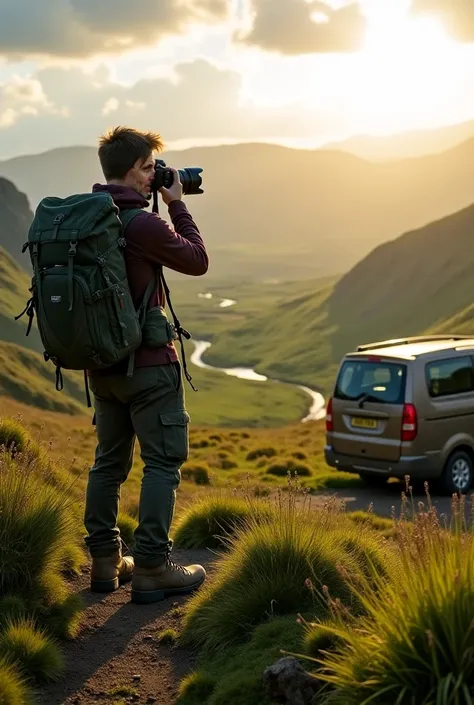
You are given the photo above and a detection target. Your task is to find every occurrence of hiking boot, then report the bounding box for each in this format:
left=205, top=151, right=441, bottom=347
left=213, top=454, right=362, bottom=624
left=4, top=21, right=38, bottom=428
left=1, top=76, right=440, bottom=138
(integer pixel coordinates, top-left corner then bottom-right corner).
left=131, top=559, right=206, bottom=604
left=90, top=549, right=134, bottom=593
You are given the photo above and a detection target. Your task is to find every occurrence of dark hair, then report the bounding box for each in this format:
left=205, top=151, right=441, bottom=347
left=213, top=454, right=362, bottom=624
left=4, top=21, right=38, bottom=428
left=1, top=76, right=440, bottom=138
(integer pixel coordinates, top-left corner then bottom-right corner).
left=98, top=125, right=164, bottom=180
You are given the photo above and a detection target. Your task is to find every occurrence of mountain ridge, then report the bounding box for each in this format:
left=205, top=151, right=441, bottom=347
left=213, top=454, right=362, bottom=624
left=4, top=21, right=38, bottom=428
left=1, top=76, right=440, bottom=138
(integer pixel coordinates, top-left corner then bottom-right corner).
left=2, top=138, right=474, bottom=280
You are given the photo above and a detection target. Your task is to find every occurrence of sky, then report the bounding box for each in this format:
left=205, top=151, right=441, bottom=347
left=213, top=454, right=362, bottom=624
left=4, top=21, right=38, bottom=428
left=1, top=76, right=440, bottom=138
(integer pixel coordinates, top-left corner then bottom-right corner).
left=0, top=0, right=474, bottom=159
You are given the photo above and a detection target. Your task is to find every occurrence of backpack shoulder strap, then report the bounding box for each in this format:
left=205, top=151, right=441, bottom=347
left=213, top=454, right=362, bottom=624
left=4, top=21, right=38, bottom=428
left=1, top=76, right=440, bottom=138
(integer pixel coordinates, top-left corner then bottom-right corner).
left=120, top=207, right=143, bottom=230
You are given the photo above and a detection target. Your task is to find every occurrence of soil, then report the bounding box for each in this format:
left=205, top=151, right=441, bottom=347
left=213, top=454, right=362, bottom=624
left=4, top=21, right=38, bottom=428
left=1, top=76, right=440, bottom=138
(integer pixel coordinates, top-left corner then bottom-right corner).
left=36, top=548, right=218, bottom=705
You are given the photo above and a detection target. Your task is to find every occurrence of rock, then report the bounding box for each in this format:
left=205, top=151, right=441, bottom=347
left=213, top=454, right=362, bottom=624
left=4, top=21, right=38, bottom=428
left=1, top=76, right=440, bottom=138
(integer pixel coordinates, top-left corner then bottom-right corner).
left=262, top=657, right=319, bottom=705
left=132, top=674, right=141, bottom=680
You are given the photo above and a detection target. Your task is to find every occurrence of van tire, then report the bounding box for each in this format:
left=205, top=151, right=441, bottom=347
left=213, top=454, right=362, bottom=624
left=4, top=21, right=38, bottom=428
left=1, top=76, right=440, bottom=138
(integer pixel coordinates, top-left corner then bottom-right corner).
left=358, top=472, right=389, bottom=488
left=440, top=450, right=473, bottom=495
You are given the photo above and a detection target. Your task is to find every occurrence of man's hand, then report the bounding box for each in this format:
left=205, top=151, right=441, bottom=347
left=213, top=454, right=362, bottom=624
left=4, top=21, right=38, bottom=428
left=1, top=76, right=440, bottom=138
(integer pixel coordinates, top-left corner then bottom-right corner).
left=159, top=168, right=183, bottom=206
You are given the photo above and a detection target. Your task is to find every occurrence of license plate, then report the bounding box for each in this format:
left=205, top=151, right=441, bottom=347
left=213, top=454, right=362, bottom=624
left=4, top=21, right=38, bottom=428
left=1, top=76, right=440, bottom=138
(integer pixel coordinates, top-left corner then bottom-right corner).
left=351, top=417, right=378, bottom=429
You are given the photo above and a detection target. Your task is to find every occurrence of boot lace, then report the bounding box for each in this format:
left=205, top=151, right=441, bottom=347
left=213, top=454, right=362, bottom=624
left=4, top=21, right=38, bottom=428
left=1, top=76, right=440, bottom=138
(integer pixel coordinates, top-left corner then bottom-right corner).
left=166, top=558, right=188, bottom=574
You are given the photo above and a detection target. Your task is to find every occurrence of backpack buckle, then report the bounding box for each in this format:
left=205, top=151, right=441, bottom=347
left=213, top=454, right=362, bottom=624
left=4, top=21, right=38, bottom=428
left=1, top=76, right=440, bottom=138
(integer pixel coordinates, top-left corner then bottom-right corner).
left=68, top=241, right=77, bottom=256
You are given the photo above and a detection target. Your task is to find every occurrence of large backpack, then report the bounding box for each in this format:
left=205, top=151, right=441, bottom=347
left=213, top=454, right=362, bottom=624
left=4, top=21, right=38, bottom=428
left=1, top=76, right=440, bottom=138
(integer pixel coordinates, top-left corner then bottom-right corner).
left=16, top=192, right=156, bottom=398
left=16, top=190, right=196, bottom=404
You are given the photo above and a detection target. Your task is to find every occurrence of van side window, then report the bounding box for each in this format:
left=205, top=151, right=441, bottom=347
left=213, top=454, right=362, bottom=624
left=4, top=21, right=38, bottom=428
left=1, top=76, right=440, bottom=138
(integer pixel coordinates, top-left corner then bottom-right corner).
left=426, top=357, right=474, bottom=397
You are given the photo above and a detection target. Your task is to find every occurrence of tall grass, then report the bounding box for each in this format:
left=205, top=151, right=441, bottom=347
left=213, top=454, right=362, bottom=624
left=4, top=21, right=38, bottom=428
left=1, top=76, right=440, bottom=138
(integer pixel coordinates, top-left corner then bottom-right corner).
left=181, top=487, right=391, bottom=651
left=0, top=450, right=76, bottom=596
left=0, top=421, right=84, bottom=642
left=305, top=492, right=474, bottom=704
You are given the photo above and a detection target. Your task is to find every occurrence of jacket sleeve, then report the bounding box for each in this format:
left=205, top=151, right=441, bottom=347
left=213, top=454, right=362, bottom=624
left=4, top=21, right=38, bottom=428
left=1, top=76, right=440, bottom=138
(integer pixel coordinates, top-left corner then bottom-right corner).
left=131, top=200, right=209, bottom=275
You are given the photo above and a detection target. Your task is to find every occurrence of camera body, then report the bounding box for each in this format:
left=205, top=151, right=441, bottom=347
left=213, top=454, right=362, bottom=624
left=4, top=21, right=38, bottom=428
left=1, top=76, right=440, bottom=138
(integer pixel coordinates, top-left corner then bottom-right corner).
left=152, top=159, right=203, bottom=195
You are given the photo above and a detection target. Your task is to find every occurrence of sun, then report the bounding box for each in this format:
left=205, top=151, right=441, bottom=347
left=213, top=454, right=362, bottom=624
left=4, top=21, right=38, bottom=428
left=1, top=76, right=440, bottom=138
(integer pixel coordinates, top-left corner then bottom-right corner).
left=348, top=1, right=467, bottom=132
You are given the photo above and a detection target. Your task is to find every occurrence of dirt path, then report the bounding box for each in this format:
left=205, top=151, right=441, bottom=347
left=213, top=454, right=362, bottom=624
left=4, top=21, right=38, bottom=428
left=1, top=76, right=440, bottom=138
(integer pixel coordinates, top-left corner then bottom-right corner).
left=37, top=548, right=217, bottom=705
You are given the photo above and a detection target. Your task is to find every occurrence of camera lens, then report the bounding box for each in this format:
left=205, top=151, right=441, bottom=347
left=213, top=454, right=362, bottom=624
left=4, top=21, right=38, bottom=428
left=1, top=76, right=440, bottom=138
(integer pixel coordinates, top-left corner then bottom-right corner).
left=178, top=167, right=204, bottom=195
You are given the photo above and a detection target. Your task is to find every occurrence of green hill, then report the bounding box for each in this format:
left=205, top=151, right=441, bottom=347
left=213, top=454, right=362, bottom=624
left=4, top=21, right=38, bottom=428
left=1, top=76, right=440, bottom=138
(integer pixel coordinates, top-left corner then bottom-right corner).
left=204, top=201, right=474, bottom=392
left=0, top=245, right=44, bottom=353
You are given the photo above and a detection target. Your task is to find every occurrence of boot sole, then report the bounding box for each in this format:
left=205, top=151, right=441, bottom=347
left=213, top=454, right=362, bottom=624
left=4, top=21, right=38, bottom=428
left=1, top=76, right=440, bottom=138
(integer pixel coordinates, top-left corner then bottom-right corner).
left=90, top=573, right=133, bottom=593
left=131, top=577, right=205, bottom=605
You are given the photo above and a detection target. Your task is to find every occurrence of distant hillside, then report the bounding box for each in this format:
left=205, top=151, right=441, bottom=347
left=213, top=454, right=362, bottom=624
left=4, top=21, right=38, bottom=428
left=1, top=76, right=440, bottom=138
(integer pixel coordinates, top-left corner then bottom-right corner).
left=205, top=201, right=474, bottom=392
left=0, top=177, right=33, bottom=264
left=0, top=245, right=44, bottom=354
left=0, top=341, right=86, bottom=414
left=324, top=118, right=474, bottom=161
left=2, top=139, right=474, bottom=280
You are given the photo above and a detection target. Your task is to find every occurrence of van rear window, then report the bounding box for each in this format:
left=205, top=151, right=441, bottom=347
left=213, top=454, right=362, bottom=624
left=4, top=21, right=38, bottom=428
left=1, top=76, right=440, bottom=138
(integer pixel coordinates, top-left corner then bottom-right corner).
left=334, top=360, right=407, bottom=404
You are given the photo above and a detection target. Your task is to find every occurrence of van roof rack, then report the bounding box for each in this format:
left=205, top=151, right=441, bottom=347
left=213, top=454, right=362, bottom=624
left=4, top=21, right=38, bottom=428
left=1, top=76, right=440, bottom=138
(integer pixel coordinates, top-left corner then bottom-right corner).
left=356, top=335, right=474, bottom=352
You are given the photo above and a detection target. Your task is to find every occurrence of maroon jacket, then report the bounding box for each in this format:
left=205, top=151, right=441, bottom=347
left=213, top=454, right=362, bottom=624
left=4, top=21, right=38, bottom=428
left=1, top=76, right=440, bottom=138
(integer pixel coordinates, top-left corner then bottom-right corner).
left=91, top=183, right=208, bottom=372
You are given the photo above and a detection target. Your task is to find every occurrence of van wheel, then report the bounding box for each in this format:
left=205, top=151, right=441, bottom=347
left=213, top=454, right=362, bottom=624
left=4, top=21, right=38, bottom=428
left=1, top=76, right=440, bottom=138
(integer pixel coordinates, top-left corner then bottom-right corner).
left=440, top=450, right=473, bottom=495
left=358, top=472, right=388, bottom=488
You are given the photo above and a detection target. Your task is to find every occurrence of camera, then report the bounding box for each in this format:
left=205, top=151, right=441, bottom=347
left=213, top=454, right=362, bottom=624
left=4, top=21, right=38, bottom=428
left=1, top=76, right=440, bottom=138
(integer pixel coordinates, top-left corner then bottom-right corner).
left=152, top=159, right=203, bottom=195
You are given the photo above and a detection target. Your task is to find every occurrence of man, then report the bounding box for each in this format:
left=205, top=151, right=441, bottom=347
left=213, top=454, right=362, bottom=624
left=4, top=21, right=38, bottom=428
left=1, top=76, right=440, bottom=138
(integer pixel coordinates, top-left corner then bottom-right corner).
left=83, top=126, right=208, bottom=604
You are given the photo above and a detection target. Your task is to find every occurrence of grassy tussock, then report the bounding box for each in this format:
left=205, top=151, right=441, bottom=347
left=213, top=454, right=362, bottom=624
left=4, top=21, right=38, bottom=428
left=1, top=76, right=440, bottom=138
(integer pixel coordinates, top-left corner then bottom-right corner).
left=180, top=489, right=390, bottom=651
left=0, top=659, right=32, bottom=705
left=172, top=492, right=273, bottom=550
left=0, top=417, right=84, bottom=700
left=178, top=616, right=304, bottom=705
left=0, top=618, right=64, bottom=683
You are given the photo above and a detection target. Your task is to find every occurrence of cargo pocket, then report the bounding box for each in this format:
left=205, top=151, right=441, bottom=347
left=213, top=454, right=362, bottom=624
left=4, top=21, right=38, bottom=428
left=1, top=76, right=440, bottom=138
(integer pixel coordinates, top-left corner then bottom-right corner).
left=160, top=410, right=190, bottom=461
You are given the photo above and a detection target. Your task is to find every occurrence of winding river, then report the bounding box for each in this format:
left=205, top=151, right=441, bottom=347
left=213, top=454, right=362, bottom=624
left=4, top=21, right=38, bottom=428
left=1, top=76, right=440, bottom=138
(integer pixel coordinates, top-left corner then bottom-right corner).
left=190, top=340, right=326, bottom=423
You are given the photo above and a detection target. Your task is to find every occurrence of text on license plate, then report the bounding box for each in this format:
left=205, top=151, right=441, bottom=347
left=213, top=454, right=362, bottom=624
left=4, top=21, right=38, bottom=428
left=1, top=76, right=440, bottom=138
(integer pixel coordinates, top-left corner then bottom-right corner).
left=351, top=417, right=378, bottom=429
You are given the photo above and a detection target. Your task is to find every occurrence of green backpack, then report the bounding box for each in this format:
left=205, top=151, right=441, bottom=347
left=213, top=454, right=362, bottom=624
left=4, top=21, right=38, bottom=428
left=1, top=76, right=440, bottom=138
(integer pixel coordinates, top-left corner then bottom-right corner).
left=16, top=191, right=176, bottom=402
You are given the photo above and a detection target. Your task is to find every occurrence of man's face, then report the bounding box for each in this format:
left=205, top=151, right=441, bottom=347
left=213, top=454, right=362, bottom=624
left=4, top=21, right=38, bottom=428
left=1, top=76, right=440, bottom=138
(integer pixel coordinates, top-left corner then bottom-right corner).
left=124, top=154, right=155, bottom=199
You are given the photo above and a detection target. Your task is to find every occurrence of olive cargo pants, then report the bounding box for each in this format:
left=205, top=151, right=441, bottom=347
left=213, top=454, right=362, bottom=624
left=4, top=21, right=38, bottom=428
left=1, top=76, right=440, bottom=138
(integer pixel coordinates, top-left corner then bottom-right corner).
left=83, top=362, right=190, bottom=568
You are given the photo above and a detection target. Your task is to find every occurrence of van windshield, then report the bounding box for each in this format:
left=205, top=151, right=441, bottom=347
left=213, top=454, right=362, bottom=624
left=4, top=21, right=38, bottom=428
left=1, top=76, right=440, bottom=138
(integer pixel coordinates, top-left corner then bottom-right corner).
left=334, top=359, right=407, bottom=404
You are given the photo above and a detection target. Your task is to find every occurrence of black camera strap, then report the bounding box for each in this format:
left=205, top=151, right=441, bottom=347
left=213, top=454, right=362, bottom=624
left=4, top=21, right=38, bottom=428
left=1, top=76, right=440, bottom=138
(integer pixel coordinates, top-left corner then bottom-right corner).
left=152, top=189, right=197, bottom=393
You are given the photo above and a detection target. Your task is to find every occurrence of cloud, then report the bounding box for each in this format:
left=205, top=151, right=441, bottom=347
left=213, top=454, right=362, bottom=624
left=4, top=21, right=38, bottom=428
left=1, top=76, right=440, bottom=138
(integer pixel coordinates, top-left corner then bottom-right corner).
left=0, top=75, right=67, bottom=130
left=0, top=59, right=342, bottom=159
left=0, top=0, right=228, bottom=59
left=410, top=0, right=474, bottom=42
left=239, top=0, right=366, bottom=54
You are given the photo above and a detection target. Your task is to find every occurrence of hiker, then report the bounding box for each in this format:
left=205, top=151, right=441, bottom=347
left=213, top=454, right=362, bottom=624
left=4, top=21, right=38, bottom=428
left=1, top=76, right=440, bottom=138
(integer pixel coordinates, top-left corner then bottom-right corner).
left=83, top=126, right=209, bottom=604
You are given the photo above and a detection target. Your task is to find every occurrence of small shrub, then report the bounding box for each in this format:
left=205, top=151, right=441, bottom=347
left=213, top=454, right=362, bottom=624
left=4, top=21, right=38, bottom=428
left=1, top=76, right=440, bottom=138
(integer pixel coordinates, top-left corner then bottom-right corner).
left=173, top=493, right=272, bottom=550
left=246, top=447, right=277, bottom=461
left=0, top=619, right=65, bottom=683
left=190, top=439, right=210, bottom=449
left=178, top=671, right=216, bottom=703
left=266, top=459, right=312, bottom=477
left=0, top=419, right=33, bottom=456
left=291, top=451, right=307, bottom=460
left=209, top=434, right=222, bottom=442
left=220, top=459, right=238, bottom=470
left=181, top=463, right=211, bottom=485
left=117, top=512, right=138, bottom=547
left=108, top=684, right=138, bottom=697
left=256, top=458, right=268, bottom=468
left=157, top=628, right=178, bottom=645
left=0, top=659, right=32, bottom=705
